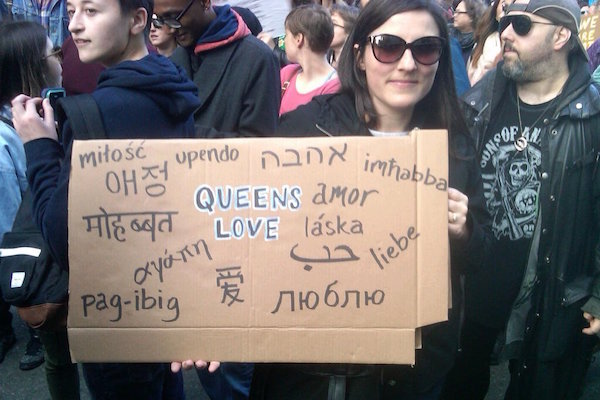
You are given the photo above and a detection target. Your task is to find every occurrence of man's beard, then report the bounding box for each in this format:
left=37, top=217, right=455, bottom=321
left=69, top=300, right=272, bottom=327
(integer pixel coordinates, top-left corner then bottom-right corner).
left=501, top=35, right=554, bottom=83
left=501, top=56, right=528, bottom=82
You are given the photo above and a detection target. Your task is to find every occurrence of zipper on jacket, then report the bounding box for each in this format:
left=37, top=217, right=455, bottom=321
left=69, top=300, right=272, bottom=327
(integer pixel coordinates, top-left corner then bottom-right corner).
left=473, top=102, right=490, bottom=154
left=315, top=124, right=333, bottom=137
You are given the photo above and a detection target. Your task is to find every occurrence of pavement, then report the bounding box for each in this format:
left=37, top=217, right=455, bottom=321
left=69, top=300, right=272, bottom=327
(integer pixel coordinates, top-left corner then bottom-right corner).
left=0, top=307, right=208, bottom=400
left=0, top=306, right=599, bottom=399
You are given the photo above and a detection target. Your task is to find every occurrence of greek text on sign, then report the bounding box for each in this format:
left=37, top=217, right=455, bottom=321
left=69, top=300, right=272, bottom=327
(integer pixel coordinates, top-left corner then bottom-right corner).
left=67, top=133, right=449, bottom=364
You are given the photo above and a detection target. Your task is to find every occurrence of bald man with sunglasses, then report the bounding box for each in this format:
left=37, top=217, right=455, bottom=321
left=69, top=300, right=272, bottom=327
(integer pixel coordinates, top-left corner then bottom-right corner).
left=442, top=0, right=600, bottom=399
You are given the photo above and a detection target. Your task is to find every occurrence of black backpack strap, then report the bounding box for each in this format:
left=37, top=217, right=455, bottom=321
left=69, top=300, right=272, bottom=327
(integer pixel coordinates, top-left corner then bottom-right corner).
left=0, top=115, right=14, bottom=128
left=55, top=94, right=107, bottom=140
left=10, top=190, right=37, bottom=234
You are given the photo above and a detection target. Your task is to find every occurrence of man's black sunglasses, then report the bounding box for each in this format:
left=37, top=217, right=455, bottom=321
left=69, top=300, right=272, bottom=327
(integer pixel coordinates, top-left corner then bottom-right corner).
left=499, top=14, right=556, bottom=36
left=367, top=34, right=445, bottom=65
left=152, top=0, right=195, bottom=29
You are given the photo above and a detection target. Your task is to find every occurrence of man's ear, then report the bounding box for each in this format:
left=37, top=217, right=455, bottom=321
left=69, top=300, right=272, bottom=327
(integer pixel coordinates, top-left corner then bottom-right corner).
left=131, top=7, right=148, bottom=35
left=553, top=26, right=571, bottom=52
left=355, top=44, right=365, bottom=71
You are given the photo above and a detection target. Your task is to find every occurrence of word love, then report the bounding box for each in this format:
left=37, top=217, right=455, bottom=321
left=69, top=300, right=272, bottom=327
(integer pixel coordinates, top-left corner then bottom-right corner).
left=214, top=216, right=280, bottom=241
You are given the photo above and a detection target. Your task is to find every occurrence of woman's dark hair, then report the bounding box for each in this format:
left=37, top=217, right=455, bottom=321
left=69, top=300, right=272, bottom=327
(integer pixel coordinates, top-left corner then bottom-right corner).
left=471, top=0, right=501, bottom=65
left=330, top=3, right=360, bottom=35
left=0, top=21, right=50, bottom=105
left=337, top=0, right=471, bottom=155
left=286, top=4, right=334, bottom=54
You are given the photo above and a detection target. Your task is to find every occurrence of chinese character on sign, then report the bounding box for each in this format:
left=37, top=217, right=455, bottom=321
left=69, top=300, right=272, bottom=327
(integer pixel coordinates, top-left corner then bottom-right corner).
left=216, top=266, right=244, bottom=306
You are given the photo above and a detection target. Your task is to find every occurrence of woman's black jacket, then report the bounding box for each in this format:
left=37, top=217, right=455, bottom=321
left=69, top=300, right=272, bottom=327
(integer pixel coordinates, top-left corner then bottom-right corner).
left=260, top=91, right=491, bottom=394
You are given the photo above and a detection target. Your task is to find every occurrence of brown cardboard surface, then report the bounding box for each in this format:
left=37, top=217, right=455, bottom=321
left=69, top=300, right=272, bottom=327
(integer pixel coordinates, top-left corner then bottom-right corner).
left=67, top=328, right=417, bottom=363
left=67, top=133, right=449, bottom=364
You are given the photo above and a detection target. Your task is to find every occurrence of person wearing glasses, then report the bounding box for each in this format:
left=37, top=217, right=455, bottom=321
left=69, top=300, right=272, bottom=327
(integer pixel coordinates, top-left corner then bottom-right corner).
left=150, top=0, right=279, bottom=399
left=444, top=0, right=600, bottom=399
left=250, top=0, right=490, bottom=398
left=152, top=0, right=279, bottom=138
left=450, top=0, right=486, bottom=66
left=149, top=16, right=177, bottom=56
left=328, top=3, right=359, bottom=68
left=11, top=0, right=201, bottom=398
left=0, top=20, right=71, bottom=398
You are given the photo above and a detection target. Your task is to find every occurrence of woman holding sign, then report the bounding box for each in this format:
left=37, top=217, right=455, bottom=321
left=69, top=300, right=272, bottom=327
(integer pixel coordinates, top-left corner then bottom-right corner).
left=251, top=0, right=490, bottom=398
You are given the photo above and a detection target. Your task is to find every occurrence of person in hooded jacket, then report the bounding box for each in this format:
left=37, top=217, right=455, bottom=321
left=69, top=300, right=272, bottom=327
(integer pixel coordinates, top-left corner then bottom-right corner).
left=0, top=20, right=80, bottom=398
left=153, top=0, right=279, bottom=137
left=11, top=0, right=201, bottom=398
left=250, top=0, right=490, bottom=398
left=150, top=1, right=279, bottom=398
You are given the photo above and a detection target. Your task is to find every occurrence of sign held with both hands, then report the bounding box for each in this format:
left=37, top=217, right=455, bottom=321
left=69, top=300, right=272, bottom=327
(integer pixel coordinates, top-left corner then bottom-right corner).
left=68, top=133, right=449, bottom=364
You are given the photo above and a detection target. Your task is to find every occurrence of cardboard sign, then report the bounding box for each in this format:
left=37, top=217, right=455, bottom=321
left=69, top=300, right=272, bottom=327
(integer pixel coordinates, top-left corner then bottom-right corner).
left=580, top=14, right=600, bottom=49
left=67, top=133, right=449, bottom=364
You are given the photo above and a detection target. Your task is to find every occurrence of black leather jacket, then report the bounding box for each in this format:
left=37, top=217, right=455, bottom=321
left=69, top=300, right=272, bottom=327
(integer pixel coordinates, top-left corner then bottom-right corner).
left=461, top=58, right=600, bottom=341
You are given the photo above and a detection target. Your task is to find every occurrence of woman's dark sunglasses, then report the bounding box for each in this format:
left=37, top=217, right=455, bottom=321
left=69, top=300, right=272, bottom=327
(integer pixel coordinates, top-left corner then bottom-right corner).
left=152, top=0, right=195, bottom=29
left=367, top=34, right=445, bottom=65
left=498, top=14, right=556, bottom=36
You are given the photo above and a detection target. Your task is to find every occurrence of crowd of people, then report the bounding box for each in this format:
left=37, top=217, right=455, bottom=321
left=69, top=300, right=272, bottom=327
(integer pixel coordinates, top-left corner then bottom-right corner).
left=1, top=0, right=600, bottom=399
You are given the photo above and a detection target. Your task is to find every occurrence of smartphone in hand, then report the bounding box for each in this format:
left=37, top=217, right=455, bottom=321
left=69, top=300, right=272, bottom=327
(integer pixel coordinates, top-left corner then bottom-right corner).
left=41, top=87, right=66, bottom=120
left=41, top=87, right=66, bottom=108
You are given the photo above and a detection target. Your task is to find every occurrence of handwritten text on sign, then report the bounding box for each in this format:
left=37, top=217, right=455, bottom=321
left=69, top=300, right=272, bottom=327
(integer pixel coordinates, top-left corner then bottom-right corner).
left=67, top=134, right=449, bottom=363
